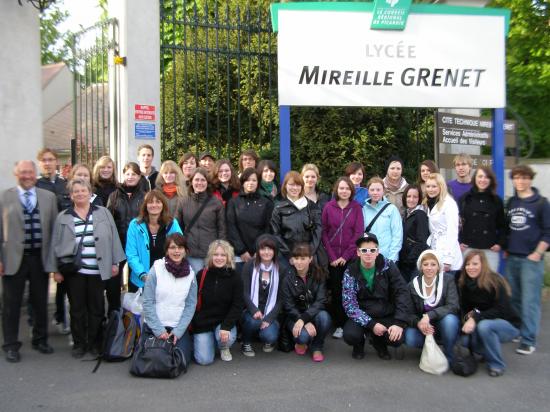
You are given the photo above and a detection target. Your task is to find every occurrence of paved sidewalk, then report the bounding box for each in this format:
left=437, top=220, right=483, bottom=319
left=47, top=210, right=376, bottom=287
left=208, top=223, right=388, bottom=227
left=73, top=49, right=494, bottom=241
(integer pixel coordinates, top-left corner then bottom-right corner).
left=0, top=298, right=549, bottom=412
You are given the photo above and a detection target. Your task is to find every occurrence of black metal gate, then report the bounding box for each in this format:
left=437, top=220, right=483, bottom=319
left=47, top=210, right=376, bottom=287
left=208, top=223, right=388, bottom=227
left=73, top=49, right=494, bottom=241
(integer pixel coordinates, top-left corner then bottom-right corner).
left=159, top=0, right=278, bottom=162
left=71, top=19, right=119, bottom=166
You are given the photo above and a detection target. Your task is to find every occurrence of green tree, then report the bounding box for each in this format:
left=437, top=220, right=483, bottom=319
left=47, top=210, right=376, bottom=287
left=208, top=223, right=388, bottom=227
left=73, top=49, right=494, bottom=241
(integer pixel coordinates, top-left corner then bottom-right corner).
left=489, top=0, right=550, bottom=158
left=40, top=2, right=70, bottom=64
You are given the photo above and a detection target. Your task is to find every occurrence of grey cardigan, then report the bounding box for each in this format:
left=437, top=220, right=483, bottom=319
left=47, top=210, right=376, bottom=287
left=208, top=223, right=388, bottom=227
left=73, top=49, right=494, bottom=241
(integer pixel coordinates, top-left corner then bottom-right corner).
left=48, top=205, right=126, bottom=280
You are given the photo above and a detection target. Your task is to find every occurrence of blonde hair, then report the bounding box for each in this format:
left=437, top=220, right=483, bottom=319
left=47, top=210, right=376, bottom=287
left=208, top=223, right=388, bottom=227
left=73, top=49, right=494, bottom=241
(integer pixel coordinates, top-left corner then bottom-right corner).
left=422, top=173, right=449, bottom=211
left=206, top=240, right=235, bottom=269
left=453, top=153, right=473, bottom=167
left=418, top=251, right=441, bottom=273
left=301, top=163, right=320, bottom=178
left=366, top=176, right=384, bottom=189
left=69, top=163, right=92, bottom=182
left=92, top=156, right=118, bottom=186
left=156, top=160, right=186, bottom=197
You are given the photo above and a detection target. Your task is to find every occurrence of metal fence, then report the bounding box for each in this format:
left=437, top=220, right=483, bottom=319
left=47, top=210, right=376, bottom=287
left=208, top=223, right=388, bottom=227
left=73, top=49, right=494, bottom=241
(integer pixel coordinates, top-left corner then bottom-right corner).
left=71, top=19, right=119, bottom=165
left=160, top=0, right=278, bottom=162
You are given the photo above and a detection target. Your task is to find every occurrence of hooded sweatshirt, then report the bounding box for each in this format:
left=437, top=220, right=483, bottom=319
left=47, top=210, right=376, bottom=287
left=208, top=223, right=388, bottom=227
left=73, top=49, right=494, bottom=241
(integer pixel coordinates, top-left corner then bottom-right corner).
left=506, top=187, right=550, bottom=256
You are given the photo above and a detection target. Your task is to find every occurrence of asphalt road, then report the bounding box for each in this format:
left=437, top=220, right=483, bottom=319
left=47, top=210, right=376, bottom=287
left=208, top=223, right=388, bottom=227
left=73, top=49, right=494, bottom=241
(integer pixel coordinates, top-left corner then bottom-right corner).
left=1, top=300, right=549, bottom=412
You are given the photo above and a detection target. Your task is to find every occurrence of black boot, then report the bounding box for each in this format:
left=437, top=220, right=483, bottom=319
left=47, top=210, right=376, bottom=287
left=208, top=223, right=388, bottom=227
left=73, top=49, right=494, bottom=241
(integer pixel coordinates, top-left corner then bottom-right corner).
left=352, top=343, right=365, bottom=360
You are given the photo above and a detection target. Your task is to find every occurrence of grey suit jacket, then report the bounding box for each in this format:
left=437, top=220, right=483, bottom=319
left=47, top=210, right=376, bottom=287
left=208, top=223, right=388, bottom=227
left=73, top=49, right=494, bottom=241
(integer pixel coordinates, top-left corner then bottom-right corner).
left=0, top=187, right=58, bottom=274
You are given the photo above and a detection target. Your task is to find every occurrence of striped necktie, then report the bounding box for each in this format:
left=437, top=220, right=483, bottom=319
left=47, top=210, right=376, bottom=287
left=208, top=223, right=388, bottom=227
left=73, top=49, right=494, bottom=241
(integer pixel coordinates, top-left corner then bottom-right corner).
left=24, top=191, right=33, bottom=213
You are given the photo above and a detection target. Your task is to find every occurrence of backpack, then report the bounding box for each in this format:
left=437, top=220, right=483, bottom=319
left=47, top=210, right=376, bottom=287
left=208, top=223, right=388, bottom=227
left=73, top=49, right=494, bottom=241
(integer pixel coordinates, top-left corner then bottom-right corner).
left=93, top=309, right=140, bottom=373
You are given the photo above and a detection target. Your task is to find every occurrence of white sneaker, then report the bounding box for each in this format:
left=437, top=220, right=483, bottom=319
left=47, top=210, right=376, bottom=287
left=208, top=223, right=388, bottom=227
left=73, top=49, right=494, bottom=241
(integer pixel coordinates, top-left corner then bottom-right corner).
left=220, top=348, right=233, bottom=361
left=332, top=327, right=344, bottom=339
left=516, top=344, right=535, bottom=355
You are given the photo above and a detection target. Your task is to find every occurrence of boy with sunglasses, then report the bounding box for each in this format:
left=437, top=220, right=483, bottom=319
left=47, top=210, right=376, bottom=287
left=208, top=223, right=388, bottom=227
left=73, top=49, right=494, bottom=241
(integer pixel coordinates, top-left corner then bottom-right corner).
left=342, top=233, right=411, bottom=360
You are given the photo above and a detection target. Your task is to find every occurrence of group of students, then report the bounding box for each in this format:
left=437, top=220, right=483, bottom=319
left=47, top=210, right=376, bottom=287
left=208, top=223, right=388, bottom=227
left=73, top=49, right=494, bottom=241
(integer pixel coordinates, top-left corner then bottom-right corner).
left=2, top=146, right=548, bottom=379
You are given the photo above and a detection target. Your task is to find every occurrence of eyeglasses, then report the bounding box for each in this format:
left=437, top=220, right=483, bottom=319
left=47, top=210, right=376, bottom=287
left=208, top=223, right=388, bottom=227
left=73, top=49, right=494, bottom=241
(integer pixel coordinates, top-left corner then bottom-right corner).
left=359, top=247, right=378, bottom=254
left=168, top=245, right=185, bottom=251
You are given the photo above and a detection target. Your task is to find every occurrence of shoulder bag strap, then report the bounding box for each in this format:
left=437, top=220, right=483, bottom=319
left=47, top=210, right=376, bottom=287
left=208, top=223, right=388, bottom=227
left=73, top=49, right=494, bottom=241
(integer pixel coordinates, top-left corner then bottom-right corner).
left=365, top=203, right=391, bottom=233
left=76, top=210, right=92, bottom=255
left=328, top=208, right=353, bottom=243
left=185, top=195, right=212, bottom=234
left=196, top=268, right=208, bottom=312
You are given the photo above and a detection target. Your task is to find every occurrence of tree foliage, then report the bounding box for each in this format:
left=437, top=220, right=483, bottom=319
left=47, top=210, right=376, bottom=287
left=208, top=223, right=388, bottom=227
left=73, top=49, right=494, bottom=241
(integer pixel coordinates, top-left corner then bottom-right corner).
left=40, top=2, right=70, bottom=64
left=489, top=0, right=550, bottom=158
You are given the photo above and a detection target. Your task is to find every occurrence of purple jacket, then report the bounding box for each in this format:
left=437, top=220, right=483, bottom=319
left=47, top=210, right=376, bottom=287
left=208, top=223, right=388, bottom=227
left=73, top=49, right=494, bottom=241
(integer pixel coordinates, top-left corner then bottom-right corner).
left=321, top=199, right=364, bottom=263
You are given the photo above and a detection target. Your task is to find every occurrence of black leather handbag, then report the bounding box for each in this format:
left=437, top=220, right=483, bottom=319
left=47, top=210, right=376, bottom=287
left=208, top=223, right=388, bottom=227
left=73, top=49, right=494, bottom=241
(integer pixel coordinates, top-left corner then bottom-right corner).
left=130, top=334, right=187, bottom=379
left=451, top=335, right=478, bottom=377
left=57, top=212, right=91, bottom=275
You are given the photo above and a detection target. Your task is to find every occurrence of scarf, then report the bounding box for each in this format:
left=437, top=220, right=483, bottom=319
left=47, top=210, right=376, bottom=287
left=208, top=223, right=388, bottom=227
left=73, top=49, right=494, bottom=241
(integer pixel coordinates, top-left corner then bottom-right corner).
left=426, top=196, right=438, bottom=211
left=218, top=184, right=235, bottom=203
left=123, top=184, right=138, bottom=195
left=261, top=180, right=275, bottom=196
left=383, top=176, right=407, bottom=193
left=162, top=183, right=178, bottom=199
left=164, top=256, right=191, bottom=278
left=289, top=196, right=308, bottom=210
left=97, top=177, right=114, bottom=187
left=250, top=262, right=279, bottom=317
left=412, top=274, right=445, bottom=309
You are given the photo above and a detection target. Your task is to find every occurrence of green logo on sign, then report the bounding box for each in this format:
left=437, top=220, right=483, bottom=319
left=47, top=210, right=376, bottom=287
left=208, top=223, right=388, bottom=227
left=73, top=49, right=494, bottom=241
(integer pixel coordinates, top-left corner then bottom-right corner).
left=371, top=0, right=412, bottom=31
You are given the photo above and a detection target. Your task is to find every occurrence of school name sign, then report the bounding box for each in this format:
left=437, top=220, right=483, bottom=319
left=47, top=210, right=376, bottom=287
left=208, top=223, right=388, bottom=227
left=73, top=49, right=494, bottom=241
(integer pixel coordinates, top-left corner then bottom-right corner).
left=271, top=3, right=510, bottom=108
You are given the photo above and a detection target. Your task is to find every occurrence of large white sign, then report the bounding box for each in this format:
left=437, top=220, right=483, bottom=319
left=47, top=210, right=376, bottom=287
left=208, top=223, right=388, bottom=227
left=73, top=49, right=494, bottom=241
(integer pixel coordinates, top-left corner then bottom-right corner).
left=277, top=10, right=506, bottom=108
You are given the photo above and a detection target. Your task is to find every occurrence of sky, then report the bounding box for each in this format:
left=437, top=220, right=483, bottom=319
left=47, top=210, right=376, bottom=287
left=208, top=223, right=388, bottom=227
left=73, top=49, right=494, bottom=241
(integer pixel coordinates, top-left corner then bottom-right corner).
left=57, top=0, right=103, bottom=34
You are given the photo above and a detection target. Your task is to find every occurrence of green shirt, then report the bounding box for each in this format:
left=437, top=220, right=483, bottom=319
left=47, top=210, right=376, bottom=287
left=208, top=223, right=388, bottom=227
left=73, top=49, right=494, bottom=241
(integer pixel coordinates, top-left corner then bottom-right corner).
left=360, top=264, right=376, bottom=291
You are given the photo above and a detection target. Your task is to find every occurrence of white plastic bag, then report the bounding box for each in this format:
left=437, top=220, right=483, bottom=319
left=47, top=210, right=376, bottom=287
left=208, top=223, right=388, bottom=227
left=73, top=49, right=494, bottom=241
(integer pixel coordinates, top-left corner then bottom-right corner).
left=419, top=334, right=449, bottom=375
left=122, top=288, right=143, bottom=315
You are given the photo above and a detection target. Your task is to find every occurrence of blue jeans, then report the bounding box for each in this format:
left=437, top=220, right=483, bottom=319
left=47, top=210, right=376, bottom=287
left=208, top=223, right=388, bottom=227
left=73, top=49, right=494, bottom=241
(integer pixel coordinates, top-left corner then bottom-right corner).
left=193, top=324, right=237, bottom=365
left=241, top=312, right=280, bottom=345
left=463, top=319, right=519, bottom=371
left=505, top=255, right=544, bottom=346
left=187, top=256, right=205, bottom=276
left=405, top=314, right=460, bottom=362
left=286, top=310, right=331, bottom=351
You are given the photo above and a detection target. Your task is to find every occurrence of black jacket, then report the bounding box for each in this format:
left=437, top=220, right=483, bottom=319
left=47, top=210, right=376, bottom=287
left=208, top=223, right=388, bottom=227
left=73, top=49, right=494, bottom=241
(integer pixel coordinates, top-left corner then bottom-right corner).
left=106, top=185, right=146, bottom=247
left=459, top=278, right=520, bottom=328
left=271, top=198, right=322, bottom=258
left=408, top=273, right=459, bottom=326
left=282, top=266, right=326, bottom=324
left=459, top=188, right=506, bottom=249
left=241, top=259, right=284, bottom=324
left=192, top=266, right=243, bottom=333
left=399, top=207, right=429, bottom=268
left=226, top=191, right=274, bottom=256
left=345, top=256, right=411, bottom=329
left=94, top=182, right=117, bottom=207
left=36, top=175, right=71, bottom=212
left=310, top=191, right=331, bottom=211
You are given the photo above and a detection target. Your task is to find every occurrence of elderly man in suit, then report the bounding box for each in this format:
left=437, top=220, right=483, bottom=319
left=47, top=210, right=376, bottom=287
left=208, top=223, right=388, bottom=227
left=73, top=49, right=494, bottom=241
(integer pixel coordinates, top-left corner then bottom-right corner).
left=0, top=160, right=58, bottom=363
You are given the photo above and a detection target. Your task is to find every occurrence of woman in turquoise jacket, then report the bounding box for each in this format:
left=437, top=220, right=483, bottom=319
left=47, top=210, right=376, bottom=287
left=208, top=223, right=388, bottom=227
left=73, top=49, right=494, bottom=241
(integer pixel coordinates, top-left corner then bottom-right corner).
left=126, top=190, right=183, bottom=291
left=362, top=177, right=403, bottom=262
